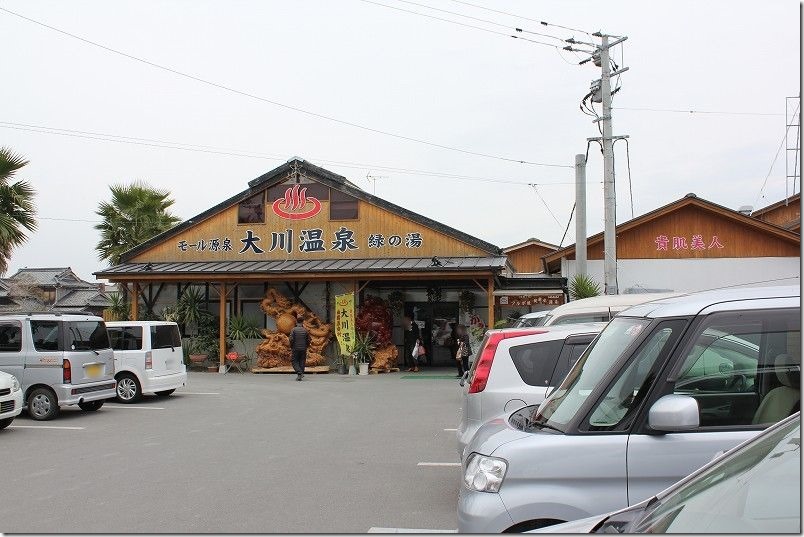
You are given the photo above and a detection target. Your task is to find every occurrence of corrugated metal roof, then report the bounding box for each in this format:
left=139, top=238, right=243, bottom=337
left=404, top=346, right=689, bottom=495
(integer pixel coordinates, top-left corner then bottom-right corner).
left=96, top=256, right=507, bottom=277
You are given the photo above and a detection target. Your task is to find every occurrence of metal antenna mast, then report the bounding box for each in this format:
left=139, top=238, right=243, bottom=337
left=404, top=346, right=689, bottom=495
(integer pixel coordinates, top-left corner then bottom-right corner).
left=785, top=95, right=801, bottom=201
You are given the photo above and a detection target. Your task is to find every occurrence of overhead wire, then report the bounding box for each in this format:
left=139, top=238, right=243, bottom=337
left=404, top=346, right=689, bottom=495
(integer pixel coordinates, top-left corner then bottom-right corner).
left=0, top=121, right=581, bottom=187
left=358, top=0, right=560, bottom=48
left=754, top=99, right=801, bottom=205
left=528, top=184, right=563, bottom=230
left=0, top=6, right=571, bottom=168
left=443, top=0, right=595, bottom=36
left=391, top=0, right=565, bottom=42
left=613, top=107, right=784, bottom=117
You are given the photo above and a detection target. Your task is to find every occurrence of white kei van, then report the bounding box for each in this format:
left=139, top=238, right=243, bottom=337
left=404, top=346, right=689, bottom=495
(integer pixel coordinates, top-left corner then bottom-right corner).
left=0, top=313, right=116, bottom=420
left=106, top=321, right=187, bottom=403
left=537, top=293, right=680, bottom=327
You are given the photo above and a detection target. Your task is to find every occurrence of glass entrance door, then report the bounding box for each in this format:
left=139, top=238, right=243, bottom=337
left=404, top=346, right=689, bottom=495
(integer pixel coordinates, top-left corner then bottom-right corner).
left=408, top=302, right=459, bottom=367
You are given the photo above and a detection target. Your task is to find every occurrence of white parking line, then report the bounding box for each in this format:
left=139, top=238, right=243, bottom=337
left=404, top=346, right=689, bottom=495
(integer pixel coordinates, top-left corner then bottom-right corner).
left=443, top=428, right=457, bottom=431
left=368, top=527, right=457, bottom=533
left=104, top=405, right=165, bottom=410
left=178, top=392, right=220, bottom=395
left=10, top=425, right=85, bottom=430
left=417, top=462, right=461, bottom=467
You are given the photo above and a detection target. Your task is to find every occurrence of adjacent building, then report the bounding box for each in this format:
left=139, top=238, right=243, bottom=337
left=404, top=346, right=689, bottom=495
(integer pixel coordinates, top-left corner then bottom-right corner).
left=0, top=267, right=113, bottom=315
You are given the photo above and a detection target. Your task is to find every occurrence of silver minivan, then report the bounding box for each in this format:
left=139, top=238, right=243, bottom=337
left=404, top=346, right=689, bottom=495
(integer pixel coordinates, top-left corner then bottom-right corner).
left=0, top=313, right=116, bottom=420
left=458, top=285, right=800, bottom=533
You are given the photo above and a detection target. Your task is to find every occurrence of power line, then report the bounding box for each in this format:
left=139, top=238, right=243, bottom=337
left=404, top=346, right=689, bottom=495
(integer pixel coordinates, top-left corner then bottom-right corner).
left=0, top=6, right=570, bottom=168
left=613, top=106, right=784, bottom=117
left=358, top=0, right=560, bottom=48
left=443, top=0, right=594, bottom=36
left=528, top=184, right=563, bottom=230
left=755, top=100, right=801, bottom=205
left=559, top=202, right=575, bottom=247
left=392, top=0, right=566, bottom=42
left=0, top=121, right=581, bottom=187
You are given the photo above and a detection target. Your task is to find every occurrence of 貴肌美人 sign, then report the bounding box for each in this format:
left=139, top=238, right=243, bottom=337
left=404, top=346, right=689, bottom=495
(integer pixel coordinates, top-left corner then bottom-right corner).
left=176, top=228, right=424, bottom=255
left=334, top=292, right=355, bottom=356
left=655, top=234, right=724, bottom=251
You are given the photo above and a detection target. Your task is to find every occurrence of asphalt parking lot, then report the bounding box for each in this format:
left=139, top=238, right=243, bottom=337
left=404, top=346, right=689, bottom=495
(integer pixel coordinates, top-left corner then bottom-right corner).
left=1, top=370, right=463, bottom=533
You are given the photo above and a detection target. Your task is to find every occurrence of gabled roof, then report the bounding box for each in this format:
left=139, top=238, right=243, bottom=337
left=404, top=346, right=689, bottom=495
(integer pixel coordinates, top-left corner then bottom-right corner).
left=751, top=193, right=801, bottom=217
left=543, top=193, right=802, bottom=267
left=118, top=158, right=502, bottom=264
left=9, top=267, right=74, bottom=285
left=54, top=289, right=110, bottom=308
left=503, top=237, right=559, bottom=253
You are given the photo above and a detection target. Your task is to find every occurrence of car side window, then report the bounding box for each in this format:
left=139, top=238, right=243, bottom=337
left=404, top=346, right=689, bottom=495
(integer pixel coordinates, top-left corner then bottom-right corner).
left=671, top=309, right=800, bottom=428
left=0, top=322, right=22, bottom=352
left=586, top=320, right=687, bottom=431
left=550, top=343, right=589, bottom=387
left=108, top=327, right=143, bottom=351
left=509, top=339, right=565, bottom=387
left=553, top=314, right=609, bottom=326
left=30, top=321, right=61, bottom=352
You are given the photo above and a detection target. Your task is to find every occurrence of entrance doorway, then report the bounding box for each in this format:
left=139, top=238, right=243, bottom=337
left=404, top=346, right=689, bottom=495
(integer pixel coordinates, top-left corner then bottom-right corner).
left=408, top=302, right=459, bottom=366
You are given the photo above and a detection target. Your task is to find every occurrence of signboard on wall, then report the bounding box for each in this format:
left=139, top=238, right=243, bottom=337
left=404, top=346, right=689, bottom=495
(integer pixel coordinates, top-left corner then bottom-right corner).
left=496, top=294, right=564, bottom=307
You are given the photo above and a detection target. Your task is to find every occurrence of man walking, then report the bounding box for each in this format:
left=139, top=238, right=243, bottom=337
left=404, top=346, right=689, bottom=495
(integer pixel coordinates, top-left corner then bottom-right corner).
left=289, top=315, right=310, bottom=381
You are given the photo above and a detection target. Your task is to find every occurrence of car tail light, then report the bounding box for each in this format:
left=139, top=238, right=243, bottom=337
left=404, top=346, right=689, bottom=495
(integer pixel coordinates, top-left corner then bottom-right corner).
left=468, top=340, right=498, bottom=394
left=145, top=351, right=153, bottom=370
left=63, top=359, right=71, bottom=384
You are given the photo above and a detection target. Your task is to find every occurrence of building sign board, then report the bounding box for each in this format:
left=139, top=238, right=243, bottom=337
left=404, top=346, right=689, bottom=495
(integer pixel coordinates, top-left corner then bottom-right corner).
left=655, top=234, right=724, bottom=251
left=496, top=294, right=564, bottom=307
left=334, top=292, right=356, bottom=356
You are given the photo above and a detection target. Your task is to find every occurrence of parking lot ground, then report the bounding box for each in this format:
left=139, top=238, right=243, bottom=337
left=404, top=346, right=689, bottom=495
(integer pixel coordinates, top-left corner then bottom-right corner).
left=1, top=370, right=464, bottom=533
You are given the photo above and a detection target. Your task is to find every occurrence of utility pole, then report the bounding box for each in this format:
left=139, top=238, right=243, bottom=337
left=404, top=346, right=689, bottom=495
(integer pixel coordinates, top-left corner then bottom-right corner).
left=575, top=153, right=587, bottom=277
left=600, top=35, right=618, bottom=295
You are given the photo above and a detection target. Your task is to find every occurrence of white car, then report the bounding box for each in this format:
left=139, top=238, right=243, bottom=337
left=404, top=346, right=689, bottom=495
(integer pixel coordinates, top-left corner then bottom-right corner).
left=537, top=293, right=680, bottom=326
left=457, top=323, right=606, bottom=458
left=0, top=371, right=23, bottom=430
left=106, top=321, right=187, bottom=403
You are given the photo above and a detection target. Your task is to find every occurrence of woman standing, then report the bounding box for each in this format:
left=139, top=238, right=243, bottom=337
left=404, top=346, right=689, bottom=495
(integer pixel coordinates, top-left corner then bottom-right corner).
left=455, top=324, right=472, bottom=378
left=403, top=314, right=421, bottom=373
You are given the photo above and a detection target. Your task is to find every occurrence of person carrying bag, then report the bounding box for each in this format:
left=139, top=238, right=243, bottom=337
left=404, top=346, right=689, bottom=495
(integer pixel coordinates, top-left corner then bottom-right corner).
left=454, top=324, right=472, bottom=378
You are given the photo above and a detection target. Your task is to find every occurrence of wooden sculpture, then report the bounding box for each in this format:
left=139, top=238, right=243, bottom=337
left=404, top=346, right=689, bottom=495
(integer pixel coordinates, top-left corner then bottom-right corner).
left=355, top=295, right=398, bottom=370
left=255, top=288, right=332, bottom=368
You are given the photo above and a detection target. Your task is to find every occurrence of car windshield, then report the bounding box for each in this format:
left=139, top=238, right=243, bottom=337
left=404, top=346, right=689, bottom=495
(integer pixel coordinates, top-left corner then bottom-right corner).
left=524, top=317, right=651, bottom=432
left=533, top=314, right=551, bottom=327
left=630, top=417, right=801, bottom=533
left=67, top=321, right=111, bottom=351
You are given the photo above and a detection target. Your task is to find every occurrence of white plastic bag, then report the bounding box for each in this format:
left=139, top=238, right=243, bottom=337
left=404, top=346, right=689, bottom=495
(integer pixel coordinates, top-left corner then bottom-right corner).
left=412, top=340, right=420, bottom=358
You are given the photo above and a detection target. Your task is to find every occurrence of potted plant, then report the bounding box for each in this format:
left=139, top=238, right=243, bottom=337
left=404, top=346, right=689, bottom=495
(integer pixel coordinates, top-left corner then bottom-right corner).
left=458, top=290, right=475, bottom=314
left=227, top=314, right=260, bottom=369
left=105, top=291, right=130, bottom=321
left=352, top=331, right=376, bottom=375
left=426, top=286, right=442, bottom=303
left=387, top=290, right=405, bottom=315
left=336, top=355, right=349, bottom=375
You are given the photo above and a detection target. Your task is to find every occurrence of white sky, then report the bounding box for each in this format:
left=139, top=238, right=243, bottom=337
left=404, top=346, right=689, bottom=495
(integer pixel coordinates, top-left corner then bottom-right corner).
left=0, top=0, right=800, bottom=281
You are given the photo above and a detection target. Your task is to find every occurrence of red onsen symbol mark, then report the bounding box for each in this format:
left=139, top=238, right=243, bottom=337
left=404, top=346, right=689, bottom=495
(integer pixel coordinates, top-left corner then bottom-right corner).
left=272, top=184, right=322, bottom=220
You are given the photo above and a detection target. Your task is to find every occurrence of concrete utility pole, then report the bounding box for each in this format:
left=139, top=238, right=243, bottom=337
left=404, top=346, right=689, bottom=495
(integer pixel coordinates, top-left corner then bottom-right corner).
left=600, top=35, right=618, bottom=295
left=574, top=153, right=587, bottom=277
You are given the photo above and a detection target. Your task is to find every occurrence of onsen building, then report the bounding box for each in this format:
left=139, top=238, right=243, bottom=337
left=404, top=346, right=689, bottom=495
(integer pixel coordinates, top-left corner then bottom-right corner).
left=95, top=158, right=567, bottom=367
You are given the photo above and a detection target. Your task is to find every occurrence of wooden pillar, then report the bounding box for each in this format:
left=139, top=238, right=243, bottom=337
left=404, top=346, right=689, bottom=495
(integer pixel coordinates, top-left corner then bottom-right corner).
left=487, top=277, right=494, bottom=329
left=130, top=283, right=139, bottom=321
left=219, top=282, right=227, bottom=368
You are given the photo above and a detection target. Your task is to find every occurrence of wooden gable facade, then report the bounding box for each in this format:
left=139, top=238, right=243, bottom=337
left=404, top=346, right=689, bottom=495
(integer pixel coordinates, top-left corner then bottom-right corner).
left=752, top=194, right=801, bottom=233
left=544, top=194, right=801, bottom=273
left=503, top=238, right=558, bottom=273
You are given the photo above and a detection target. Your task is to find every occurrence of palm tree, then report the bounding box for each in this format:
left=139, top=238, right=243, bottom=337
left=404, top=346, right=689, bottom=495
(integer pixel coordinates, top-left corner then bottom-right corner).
left=0, top=147, right=37, bottom=275
left=95, top=181, right=181, bottom=266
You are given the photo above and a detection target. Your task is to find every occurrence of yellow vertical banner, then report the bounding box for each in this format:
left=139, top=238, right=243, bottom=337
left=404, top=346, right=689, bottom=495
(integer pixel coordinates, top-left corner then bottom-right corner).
left=334, top=292, right=356, bottom=356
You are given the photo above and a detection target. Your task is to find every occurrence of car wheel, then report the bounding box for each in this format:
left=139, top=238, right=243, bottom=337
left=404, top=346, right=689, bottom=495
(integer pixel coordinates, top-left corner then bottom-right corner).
left=27, top=387, right=59, bottom=421
left=155, top=389, right=175, bottom=397
left=78, top=400, right=104, bottom=411
left=115, top=373, right=142, bottom=403
left=0, top=417, right=13, bottom=430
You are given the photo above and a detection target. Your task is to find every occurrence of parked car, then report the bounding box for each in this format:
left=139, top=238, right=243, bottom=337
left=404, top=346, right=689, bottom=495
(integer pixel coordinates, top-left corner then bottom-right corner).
left=0, top=370, right=24, bottom=430
left=535, top=292, right=680, bottom=327
left=511, top=311, right=552, bottom=328
left=106, top=321, right=187, bottom=403
left=536, top=412, right=801, bottom=533
left=0, top=313, right=116, bottom=420
left=457, top=323, right=606, bottom=459
left=458, top=285, right=800, bottom=533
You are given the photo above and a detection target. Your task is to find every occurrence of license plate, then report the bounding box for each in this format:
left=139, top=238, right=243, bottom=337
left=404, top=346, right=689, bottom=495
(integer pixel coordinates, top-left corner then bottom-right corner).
left=86, top=364, right=103, bottom=378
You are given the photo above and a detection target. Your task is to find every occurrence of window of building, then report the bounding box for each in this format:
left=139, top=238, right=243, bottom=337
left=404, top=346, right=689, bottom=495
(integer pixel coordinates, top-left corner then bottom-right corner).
left=238, top=192, right=265, bottom=224
left=330, top=189, right=359, bottom=220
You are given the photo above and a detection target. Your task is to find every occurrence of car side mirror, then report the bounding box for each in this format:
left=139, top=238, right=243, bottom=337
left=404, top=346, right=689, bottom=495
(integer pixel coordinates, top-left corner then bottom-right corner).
left=648, top=394, right=699, bottom=432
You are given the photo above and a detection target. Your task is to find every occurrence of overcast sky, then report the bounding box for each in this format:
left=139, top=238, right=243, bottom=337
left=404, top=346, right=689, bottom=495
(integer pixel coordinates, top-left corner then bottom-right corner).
left=1, top=0, right=800, bottom=281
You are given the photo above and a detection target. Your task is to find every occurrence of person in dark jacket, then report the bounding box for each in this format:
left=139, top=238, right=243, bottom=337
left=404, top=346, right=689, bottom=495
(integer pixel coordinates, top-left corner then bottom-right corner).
left=403, top=314, right=421, bottom=373
left=289, top=315, right=311, bottom=381
left=455, top=324, right=472, bottom=378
